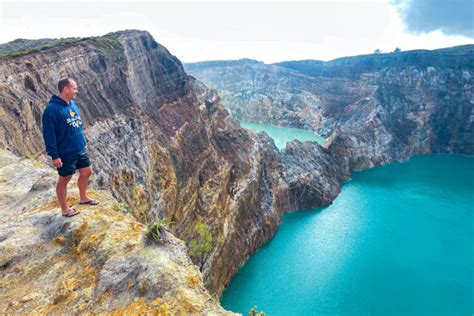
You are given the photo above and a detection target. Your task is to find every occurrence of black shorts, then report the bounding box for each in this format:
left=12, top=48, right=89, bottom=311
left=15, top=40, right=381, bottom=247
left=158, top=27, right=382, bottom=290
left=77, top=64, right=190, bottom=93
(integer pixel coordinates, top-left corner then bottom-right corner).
left=57, top=153, right=91, bottom=177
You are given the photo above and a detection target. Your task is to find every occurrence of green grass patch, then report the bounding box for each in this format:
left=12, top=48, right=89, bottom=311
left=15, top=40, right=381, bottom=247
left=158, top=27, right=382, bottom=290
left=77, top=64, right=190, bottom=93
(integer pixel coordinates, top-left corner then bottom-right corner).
left=0, top=37, right=85, bottom=60
left=147, top=218, right=173, bottom=244
left=0, top=33, right=123, bottom=60
left=91, top=33, right=123, bottom=54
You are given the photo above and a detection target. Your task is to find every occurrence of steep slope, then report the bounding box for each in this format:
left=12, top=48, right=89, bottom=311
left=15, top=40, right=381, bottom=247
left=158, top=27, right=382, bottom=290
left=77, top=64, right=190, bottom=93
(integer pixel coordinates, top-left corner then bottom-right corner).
left=0, top=30, right=344, bottom=302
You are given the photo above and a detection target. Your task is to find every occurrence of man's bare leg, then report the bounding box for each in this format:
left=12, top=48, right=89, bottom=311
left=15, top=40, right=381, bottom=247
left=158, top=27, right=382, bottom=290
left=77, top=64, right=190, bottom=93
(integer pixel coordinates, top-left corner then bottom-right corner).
left=78, top=166, right=99, bottom=204
left=57, top=175, right=75, bottom=214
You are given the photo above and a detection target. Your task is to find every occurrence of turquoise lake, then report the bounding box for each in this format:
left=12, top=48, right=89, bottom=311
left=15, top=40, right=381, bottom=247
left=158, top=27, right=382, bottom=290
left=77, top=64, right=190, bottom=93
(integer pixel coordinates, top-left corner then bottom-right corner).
left=239, top=121, right=325, bottom=149
left=221, top=140, right=473, bottom=314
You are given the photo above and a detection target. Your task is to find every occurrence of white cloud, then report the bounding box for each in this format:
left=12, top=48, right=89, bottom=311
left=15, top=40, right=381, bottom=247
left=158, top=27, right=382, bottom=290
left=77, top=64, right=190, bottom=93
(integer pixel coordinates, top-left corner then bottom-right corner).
left=0, top=1, right=472, bottom=63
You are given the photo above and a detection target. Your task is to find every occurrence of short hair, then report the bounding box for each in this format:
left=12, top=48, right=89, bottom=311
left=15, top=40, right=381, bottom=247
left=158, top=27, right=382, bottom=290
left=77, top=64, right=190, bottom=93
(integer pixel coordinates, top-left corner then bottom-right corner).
left=58, top=78, right=72, bottom=93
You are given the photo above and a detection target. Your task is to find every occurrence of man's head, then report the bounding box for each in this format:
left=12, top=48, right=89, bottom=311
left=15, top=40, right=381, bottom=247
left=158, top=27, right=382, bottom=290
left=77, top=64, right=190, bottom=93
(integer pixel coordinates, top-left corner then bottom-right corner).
left=58, top=78, right=78, bottom=102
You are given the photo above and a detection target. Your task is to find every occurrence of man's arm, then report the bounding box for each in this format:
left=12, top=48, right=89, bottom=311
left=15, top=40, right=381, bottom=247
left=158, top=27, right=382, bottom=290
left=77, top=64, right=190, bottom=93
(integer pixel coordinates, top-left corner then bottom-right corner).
left=42, top=108, right=62, bottom=167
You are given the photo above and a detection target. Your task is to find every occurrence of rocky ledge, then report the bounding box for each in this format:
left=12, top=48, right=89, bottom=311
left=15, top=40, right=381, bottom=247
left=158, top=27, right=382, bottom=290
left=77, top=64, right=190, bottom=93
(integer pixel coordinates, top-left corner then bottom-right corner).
left=0, top=149, right=235, bottom=315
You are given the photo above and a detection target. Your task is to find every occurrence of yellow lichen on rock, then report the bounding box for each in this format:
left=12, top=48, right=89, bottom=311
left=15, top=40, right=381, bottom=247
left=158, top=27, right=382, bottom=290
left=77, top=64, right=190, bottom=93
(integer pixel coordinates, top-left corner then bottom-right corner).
left=52, top=235, right=66, bottom=246
left=187, top=267, right=202, bottom=289
left=108, top=297, right=171, bottom=316
left=74, top=222, right=90, bottom=245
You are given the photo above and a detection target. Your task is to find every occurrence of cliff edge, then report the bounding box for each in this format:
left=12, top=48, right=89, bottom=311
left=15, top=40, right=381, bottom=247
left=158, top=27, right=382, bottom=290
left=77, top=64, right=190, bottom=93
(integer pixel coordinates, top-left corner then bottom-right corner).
left=0, top=30, right=343, bottom=309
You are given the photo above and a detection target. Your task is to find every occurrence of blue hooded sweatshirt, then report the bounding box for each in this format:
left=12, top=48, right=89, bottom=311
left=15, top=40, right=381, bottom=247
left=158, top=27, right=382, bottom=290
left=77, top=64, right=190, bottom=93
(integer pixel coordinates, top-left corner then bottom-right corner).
left=42, top=95, right=86, bottom=160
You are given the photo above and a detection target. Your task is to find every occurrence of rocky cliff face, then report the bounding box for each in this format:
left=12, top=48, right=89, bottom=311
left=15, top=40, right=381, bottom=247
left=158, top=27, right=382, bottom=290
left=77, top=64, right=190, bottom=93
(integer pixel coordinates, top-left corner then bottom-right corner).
left=0, top=30, right=342, bottom=309
left=185, top=59, right=328, bottom=130
left=185, top=46, right=474, bottom=172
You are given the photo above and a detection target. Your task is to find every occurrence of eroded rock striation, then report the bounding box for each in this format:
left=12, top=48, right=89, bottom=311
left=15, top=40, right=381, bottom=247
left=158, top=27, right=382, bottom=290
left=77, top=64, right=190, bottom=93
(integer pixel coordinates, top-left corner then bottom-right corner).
left=0, top=30, right=342, bottom=311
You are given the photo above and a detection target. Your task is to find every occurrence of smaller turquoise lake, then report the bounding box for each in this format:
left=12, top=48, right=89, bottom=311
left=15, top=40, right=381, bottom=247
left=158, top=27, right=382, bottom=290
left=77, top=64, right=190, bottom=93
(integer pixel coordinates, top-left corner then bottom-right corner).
left=239, top=121, right=325, bottom=149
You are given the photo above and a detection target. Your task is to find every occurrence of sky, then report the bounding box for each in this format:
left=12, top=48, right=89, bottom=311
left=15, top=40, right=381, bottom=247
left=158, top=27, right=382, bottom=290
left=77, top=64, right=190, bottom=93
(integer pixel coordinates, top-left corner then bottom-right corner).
left=0, top=0, right=472, bottom=63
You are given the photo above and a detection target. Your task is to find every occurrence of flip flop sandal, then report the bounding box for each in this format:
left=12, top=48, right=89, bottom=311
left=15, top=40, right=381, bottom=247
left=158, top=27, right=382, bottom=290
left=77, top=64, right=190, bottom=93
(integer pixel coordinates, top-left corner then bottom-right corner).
left=79, top=199, right=100, bottom=205
left=62, top=208, right=80, bottom=217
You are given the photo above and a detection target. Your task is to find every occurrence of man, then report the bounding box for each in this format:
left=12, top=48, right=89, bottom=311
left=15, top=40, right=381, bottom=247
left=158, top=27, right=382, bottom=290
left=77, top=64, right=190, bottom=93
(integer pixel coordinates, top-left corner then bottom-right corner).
left=42, top=78, right=99, bottom=217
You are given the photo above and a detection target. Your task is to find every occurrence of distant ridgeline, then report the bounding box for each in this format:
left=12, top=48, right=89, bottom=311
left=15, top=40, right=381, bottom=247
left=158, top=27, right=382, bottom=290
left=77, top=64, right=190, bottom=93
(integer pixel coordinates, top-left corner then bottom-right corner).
left=185, top=45, right=474, bottom=79
left=275, top=45, right=474, bottom=78
left=185, top=58, right=263, bottom=72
